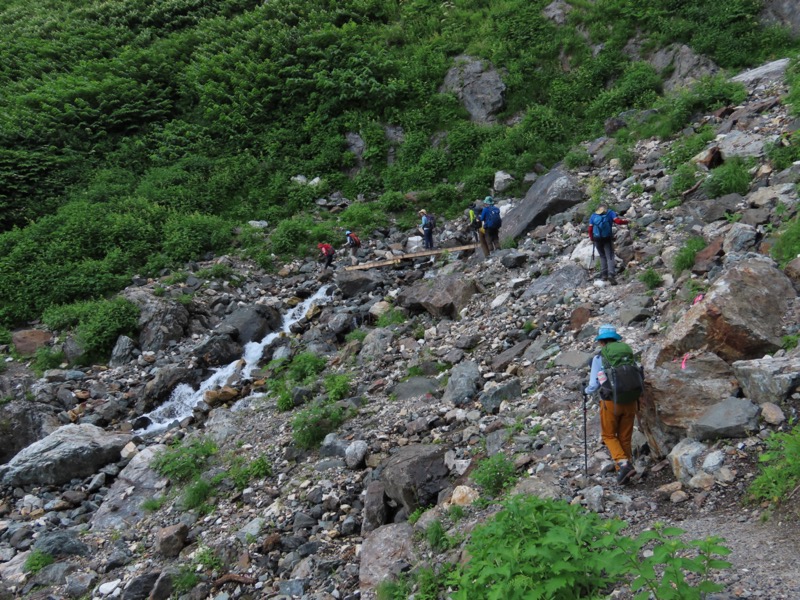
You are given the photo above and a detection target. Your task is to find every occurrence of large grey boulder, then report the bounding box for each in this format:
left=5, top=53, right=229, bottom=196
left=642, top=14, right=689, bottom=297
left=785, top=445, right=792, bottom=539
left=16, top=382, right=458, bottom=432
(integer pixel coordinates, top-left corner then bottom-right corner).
left=731, top=58, right=791, bottom=84
left=0, top=424, right=130, bottom=487
left=335, top=270, right=385, bottom=298
left=380, top=445, right=449, bottom=513
left=654, top=258, right=795, bottom=364
left=361, top=481, right=388, bottom=535
left=522, top=264, right=588, bottom=300
left=191, top=333, right=243, bottom=367
left=717, top=130, right=769, bottom=160
left=690, top=397, right=760, bottom=441
left=649, top=44, right=719, bottom=91
left=397, top=274, right=479, bottom=319
left=143, top=364, right=191, bottom=407
left=732, top=356, right=800, bottom=404
left=122, top=289, right=189, bottom=353
left=91, top=445, right=168, bottom=531
left=0, top=400, right=60, bottom=465
left=359, top=523, right=416, bottom=590
left=500, top=169, right=584, bottom=243
left=359, top=328, right=394, bottom=364
left=639, top=351, right=739, bottom=457
left=440, top=55, right=506, bottom=124
left=442, top=361, right=481, bottom=407
left=219, top=304, right=281, bottom=344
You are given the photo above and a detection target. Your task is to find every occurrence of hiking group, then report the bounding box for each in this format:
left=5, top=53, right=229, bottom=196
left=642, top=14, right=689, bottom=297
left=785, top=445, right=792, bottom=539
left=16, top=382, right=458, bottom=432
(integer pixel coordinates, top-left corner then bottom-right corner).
left=584, top=325, right=644, bottom=485
left=468, top=195, right=502, bottom=256
left=317, top=230, right=362, bottom=271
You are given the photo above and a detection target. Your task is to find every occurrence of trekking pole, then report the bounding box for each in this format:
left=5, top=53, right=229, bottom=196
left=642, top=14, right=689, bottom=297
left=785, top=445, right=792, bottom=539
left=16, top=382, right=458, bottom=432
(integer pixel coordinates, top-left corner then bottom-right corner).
left=582, top=391, right=589, bottom=480
left=590, top=243, right=595, bottom=273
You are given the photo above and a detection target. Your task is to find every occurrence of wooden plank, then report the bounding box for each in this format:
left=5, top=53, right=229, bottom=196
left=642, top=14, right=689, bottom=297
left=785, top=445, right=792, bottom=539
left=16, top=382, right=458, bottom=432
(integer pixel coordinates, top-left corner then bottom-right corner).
left=344, top=244, right=480, bottom=271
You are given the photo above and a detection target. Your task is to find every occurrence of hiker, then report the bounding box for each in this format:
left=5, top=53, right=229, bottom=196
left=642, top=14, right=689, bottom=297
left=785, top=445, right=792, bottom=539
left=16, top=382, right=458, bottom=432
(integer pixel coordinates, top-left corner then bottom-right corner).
left=418, top=209, right=434, bottom=250
left=317, top=242, right=335, bottom=270
left=344, top=230, right=361, bottom=266
left=479, top=196, right=502, bottom=252
left=584, top=325, right=642, bottom=485
left=467, top=203, right=482, bottom=243
left=588, top=203, right=629, bottom=284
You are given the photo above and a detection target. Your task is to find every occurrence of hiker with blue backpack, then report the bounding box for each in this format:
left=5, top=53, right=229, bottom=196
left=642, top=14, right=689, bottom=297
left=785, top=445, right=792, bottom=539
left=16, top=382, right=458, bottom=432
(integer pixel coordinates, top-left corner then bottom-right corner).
left=418, top=209, right=435, bottom=250
left=479, top=196, right=502, bottom=252
left=584, top=325, right=644, bottom=485
left=588, top=203, right=629, bottom=284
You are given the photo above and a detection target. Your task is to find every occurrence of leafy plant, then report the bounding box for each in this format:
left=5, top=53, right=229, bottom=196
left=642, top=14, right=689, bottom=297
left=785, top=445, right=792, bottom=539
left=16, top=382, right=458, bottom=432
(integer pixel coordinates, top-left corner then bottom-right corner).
left=194, top=546, right=224, bottom=571
left=172, top=568, right=200, bottom=594
left=748, top=424, right=800, bottom=507
left=141, top=496, right=166, bottom=512
left=673, top=237, right=707, bottom=275
left=564, top=147, right=592, bottom=169
left=291, top=401, right=349, bottom=449
left=376, top=307, right=407, bottom=327
left=345, top=329, right=368, bottom=343
left=782, top=334, right=800, bottom=351
left=771, top=214, right=800, bottom=267
left=324, top=373, right=351, bottom=402
left=288, top=352, right=327, bottom=384
left=181, top=478, right=214, bottom=512
left=448, top=505, right=465, bottom=522
left=425, top=520, right=452, bottom=552
left=32, top=347, right=65, bottom=375
left=23, top=550, right=54, bottom=574
left=408, top=506, right=426, bottom=525
left=639, top=267, right=664, bottom=290
left=151, top=437, right=218, bottom=482
left=702, top=157, right=752, bottom=198
left=224, top=454, right=272, bottom=490
left=471, top=453, right=518, bottom=498
left=376, top=577, right=410, bottom=600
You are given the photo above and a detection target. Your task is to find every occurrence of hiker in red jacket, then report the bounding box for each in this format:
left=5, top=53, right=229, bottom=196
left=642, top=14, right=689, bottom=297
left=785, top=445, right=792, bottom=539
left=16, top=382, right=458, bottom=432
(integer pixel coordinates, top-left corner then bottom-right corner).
left=588, top=204, right=628, bottom=285
left=317, top=242, right=335, bottom=270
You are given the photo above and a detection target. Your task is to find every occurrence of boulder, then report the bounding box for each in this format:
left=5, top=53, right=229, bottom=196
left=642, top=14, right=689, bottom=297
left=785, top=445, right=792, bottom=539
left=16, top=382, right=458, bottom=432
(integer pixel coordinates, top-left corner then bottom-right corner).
left=11, top=329, right=52, bottom=357
left=717, top=130, right=768, bottom=160
left=442, top=361, right=481, bottom=407
left=479, top=378, right=522, bottom=414
left=109, top=335, right=137, bottom=367
left=397, top=275, right=479, bottom=319
left=638, top=351, right=739, bottom=456
left=689, top=397, right=760, bottom=441
left=440, top=55, right=506, bottom=124
left=32, top=532, right=89, bottom=557
left=0, top=424, right=130, bottom=487
left=649, top=44, right=719, bottom=91
left=731, top=355, right=800, bottom=404
left=359, top=523, right=416, bottom=590
left=143, top=365, right=191, bottom=407
left=500, top=169, right=584, bottom=243
left=192, top=334, right=243, bottom=367
left=335, top=270, right=385, bottom=298
left=668, top=438, right=708, bottom=485
left=653, top=258, right=795, bottom=364
left=730, top=58, right=790, bottom=84
left=359, top=328, right=394, bottom=364
left=122, top=289, right=190, bottom=353
left=91, top=445, right=168, bottom=531
left=361, top=481, right=388, bottom=535
left=380, top=445, right=449, bottom=513
left=522, top=264, right=588, bottom=300
left=219, top=304, right=281, bottom=344
left=0, top=401, right=60, bottom=465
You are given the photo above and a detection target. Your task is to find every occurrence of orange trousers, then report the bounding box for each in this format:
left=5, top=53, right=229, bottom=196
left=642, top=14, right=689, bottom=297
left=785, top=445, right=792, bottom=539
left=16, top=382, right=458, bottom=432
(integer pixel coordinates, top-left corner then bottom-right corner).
left=599, top=399, right=637, bottom=464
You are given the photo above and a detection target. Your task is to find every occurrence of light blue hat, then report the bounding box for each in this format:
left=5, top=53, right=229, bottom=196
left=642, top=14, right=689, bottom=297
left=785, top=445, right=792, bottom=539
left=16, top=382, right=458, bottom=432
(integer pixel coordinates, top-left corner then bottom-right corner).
left=595, top=325, right=622, bottom=342
left=484, top=196, right=494, bottom=204
left=345, top=230, right=351, bottom=235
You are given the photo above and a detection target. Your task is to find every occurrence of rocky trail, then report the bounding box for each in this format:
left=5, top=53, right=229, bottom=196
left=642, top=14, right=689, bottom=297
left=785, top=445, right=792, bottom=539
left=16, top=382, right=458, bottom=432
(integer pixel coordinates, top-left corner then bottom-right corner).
left=2, top=59, right=800, bottom=599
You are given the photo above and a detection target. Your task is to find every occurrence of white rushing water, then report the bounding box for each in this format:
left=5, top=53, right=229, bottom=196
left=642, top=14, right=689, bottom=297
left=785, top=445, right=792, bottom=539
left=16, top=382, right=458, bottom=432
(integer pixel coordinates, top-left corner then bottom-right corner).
left=139, top=286, right=331, bottom=433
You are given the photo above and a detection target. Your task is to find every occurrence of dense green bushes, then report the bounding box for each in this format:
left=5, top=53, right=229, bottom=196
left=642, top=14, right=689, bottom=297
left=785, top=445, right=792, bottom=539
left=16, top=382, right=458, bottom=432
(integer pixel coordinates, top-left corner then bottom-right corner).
left=0, top=0, right=795, bottom=327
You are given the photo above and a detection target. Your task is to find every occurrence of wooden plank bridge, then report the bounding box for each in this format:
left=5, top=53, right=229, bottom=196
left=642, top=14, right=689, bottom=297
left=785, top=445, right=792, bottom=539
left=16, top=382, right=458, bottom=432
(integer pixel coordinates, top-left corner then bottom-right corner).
left=344, top=243, right=482, bottom=271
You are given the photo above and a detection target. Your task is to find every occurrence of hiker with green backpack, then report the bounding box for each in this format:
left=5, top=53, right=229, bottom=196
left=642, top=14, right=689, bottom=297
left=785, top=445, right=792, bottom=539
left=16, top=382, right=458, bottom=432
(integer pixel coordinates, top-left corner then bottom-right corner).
left=584, top=325, right=644, bottom=485
left=588, top=203, right=629, bottom=284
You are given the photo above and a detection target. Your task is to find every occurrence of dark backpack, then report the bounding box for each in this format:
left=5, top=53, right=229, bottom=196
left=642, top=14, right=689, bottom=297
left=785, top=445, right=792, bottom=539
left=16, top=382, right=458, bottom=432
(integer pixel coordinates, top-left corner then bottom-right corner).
left=468, top=208, right=482, bottom=230
left=484, top=206, right=502, bottom=229
left=598, top=342, right=644, bottom=404
left=589, top=211, right=613, bottom=239
left=425, top=214, right=436, bottom=230
left=348, top=233, right=361, bottom=248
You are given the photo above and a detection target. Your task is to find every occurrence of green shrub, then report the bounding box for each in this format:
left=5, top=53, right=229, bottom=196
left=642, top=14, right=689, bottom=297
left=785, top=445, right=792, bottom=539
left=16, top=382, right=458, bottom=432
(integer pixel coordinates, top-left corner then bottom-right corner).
left=151, top=437, right=218, bottom=482
left=182, top=478, right=214, bottom=511
left=0, top=328, right=11, bottom=345
left=673, top=236, right=707, bottom=275
left=379, top=190, right=409, bottom=213
left=702, top=157, right=752, bottom=198
left=196, top=263, right=234, bottom=280
left=194, top=546, right=224, bottom=571
left=274, top=381, right=294, bottom=412
left=471, top=453, right=518, bottom=498
left=450, top=496, right=730, bottom=600
left=638, top=267, right=664, bottom=290
left=141, top=496, right=166, bottom=512
left=324, top=373, right=351, bottom=402
left=408, top=506, right=426, bottom=525
left=749, top=424, right=800, bottom=507
left=345, top=329, right=367, bottom=343
left=425, top=520, right=452, bottom=552
left=376, top=307, right=406, bottom=327
left=376, top=578, right=410, bottom=600
left=771, top=215, right=800, bottom=267
left=32, top=347, right=65, bottom=375
left=23, top=550, right=54, bottom=574
left=292, top=401, right=348, bottom=449
left=225, top=455, right=272, bottom=490
left=782, top=334, right=800, bottom=351
left=564, top=147, right=592, bottom=169
left=173, top=568, right=200, bottom=594
left=448, top=504, right=465, bottom=522
left=288, top=352, right=327, bottom=383
left=663, top=126, right=716, bottom=170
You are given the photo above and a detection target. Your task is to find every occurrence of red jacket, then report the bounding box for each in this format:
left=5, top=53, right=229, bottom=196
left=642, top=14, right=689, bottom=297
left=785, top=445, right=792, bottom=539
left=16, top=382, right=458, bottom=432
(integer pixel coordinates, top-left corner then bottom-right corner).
left=319, top=243, right=334, bottom=257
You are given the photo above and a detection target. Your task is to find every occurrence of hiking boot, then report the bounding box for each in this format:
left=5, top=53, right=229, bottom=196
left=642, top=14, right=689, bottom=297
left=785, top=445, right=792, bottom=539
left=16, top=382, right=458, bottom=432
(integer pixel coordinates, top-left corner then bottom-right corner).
left=616, top=461, right=635, bottom=485
left=608, top=276, right=618, bottom=285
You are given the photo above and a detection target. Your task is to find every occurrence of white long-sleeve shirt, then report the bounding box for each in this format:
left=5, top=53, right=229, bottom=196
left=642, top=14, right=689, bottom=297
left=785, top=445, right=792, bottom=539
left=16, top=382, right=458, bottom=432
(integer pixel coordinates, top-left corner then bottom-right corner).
left=584, top=354, right=604, bottom=395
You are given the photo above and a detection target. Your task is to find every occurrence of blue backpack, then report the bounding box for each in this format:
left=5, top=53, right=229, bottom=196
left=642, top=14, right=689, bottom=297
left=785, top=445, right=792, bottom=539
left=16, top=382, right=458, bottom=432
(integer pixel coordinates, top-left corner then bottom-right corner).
left=589, top=211, right=612, bottom=239
left=484, top=206, right=502, bottom=229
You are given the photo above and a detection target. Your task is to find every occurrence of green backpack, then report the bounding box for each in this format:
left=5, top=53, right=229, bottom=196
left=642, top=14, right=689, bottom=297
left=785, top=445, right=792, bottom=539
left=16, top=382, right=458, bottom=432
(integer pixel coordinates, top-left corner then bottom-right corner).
left=599, top=342, right=644, bottom=404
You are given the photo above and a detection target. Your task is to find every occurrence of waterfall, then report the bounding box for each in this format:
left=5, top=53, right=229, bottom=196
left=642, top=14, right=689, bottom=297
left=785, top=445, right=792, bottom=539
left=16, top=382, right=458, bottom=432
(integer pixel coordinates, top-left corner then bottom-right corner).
left=138, top=286, right=331, bottom=433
